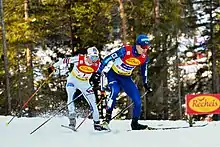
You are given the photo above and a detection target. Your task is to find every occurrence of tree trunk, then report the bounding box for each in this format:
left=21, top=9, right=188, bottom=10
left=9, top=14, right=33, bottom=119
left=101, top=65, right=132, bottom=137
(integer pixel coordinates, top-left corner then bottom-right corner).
left=66, top=0, right=75, bottom=54
left=153, top=0, right=160, bottom=37
left=176, top=41, right=182, bottom=119
left=24, top=0, right=34, bottom=96
left=0, top=0, right=12, bottom=114
left=118, top=0, right=127, bottom=44
left=24, top=0, right=29, bottom=20
left=154, top=0, right=159, bottom=24
left=209, top=0, right=219, bottom=120
left=17, top=52, right=22, bottom=108
left=69, top=16, right=74, bottom=54
left=210, top=0, right=217, bottom=94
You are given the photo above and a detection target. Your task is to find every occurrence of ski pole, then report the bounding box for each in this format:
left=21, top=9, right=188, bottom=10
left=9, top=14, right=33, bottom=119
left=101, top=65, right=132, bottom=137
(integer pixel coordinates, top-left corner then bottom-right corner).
left=75, top=97, right=104, bottom=131
left=110, top=92, right=148, bottom=121
left=6, top=71, right=55, bottom=126
left=30, top=93, right=84, bottom=135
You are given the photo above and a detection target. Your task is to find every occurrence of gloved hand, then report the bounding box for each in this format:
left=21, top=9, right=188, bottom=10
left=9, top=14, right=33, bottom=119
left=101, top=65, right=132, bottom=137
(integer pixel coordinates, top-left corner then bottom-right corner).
left=144, top=83, right=152, bottom=94
left=48, top=66, right=55, bottom=74
left=90, top=72, right=101, bottom=87
left=91, top=72, right=101, bottom=82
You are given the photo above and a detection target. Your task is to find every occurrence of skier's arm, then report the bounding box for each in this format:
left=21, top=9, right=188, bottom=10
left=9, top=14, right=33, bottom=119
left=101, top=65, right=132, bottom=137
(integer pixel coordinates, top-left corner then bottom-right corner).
left=53, top=56, right=78, bottom=68
left=141, top=57, right=152, bottom=92
left=48, top=56, right=78, bottom=74
left=97, top=47, right=126, bottom=73
left=90, top=48, right=125, bottom=83
left=140, top=58, right=148, bottom=84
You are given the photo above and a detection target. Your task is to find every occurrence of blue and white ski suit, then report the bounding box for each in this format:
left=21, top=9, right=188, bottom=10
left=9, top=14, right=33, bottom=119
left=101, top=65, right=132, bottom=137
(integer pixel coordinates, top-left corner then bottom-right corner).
left=97, top=45, right=149, bottom=118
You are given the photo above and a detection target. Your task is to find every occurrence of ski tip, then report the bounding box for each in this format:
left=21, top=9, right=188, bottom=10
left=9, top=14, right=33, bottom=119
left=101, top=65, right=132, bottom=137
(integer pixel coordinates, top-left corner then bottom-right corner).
left=61, top=125, right=77, bottom=132
left=6, top=122, right=9, bottom=126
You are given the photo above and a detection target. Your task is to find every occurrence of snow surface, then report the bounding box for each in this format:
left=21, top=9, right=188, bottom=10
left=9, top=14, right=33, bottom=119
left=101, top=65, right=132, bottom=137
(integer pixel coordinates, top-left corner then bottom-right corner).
left=1, top=116, right=220, bottom=147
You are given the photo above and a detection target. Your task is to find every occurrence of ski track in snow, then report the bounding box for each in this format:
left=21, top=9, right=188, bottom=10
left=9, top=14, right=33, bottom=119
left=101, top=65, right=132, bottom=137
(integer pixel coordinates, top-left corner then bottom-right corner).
left=1, top=116, right=220, bottom=147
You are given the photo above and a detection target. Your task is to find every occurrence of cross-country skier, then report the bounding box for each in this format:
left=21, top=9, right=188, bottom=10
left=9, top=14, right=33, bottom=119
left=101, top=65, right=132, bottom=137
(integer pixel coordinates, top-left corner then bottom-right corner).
left=48, top=47, right=107, bottom=131
left=91, top=34, right=153, bottom=130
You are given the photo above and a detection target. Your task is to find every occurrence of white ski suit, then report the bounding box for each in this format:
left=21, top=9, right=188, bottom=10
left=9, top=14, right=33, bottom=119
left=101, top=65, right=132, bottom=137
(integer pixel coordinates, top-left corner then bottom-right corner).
left=53, top=54, right=100, bottom=122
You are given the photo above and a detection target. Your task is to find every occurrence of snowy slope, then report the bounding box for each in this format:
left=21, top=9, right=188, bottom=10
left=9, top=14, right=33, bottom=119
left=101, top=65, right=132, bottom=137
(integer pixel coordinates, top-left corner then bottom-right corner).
left=1, top=116, right=220, bottom=147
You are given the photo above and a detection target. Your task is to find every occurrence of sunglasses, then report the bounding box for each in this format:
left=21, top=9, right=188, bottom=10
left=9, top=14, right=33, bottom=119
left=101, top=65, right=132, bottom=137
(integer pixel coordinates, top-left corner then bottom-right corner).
left=141, top=45, right=150, bottom=49
left=89, top=55, right=99, bottom=62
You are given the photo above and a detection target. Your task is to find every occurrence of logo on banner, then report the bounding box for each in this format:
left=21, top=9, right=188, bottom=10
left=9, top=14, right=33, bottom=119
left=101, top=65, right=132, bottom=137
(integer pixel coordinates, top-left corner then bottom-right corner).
left=188, top=95, right=220, bottom=113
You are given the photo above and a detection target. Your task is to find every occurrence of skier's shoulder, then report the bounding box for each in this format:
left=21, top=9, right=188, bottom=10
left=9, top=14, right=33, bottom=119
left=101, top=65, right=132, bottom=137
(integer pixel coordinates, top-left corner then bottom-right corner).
left=102, top=47, right=126, bottom=60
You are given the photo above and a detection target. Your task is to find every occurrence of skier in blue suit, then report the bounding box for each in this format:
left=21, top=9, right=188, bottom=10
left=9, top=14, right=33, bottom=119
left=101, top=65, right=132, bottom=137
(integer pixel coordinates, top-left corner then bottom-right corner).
left=91, top=34, right=152, bottom=130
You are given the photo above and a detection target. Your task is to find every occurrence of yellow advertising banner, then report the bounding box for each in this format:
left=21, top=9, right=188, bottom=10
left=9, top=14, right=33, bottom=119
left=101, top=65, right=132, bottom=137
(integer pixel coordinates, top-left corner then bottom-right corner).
left=186, top=94, right=220, bottom=114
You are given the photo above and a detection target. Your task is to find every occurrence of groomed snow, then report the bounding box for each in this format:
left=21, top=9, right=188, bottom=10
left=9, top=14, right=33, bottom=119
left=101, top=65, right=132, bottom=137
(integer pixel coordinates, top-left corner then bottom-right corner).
left=1, top=116, right=219, bottom=147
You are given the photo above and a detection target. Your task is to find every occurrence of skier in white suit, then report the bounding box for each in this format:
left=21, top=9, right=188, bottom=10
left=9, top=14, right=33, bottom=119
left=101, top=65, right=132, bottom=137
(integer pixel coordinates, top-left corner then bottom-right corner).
left=48, top=47, right=107, bottom=131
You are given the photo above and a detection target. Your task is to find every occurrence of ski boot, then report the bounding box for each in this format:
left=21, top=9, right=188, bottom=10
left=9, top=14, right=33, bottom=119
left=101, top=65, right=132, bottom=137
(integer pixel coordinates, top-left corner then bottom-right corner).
left=94, top=121, right=109, bottom=131
left=68, top=113, right=76, bottom=129
left=100, top=110, right=112, bottom=130
left=131, top=117, right=148, bottom=130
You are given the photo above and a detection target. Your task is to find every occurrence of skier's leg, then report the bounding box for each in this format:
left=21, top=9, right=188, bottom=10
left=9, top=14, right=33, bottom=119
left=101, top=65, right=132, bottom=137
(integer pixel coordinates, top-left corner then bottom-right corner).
left=66, top=77, right=77, bottom=127
left=121, top=77, right=148, bottom=130
left=104, top=81, right=120, bottom=123
left=80, top=83, right=108, bottom=131
left=103, top=70, right=121, bottom=124
left=81, top=85, right=99, bottom=121
left=121, top=77, right=141, bottom=118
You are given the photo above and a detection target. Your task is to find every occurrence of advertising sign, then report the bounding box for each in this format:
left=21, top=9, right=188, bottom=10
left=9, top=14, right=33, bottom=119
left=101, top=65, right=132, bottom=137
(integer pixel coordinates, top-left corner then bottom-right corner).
left=186, top=94, right=220, bottom=114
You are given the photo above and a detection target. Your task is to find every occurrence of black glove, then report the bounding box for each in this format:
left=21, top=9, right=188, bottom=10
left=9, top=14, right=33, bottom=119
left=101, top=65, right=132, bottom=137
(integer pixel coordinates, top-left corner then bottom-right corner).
left=144, top=83, right=152, bottom=93
left=90, top=72, right=101, bottom=87
left=48, top=66, right=55, bottom=74
left=91, top=72, right=101, bottom=82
